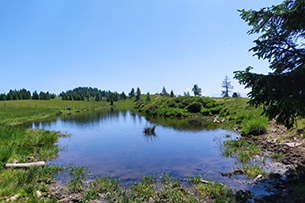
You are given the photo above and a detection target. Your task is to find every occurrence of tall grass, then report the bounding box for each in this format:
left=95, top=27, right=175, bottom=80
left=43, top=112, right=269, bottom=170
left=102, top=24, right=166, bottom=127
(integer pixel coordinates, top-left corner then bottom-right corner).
left=219, top=98, right=269, bottom=136
left=0, top=127, right=64, bottom=164
left=0, top=125, right=65, bottom=201
left=240, top=117, right=268, bottom=136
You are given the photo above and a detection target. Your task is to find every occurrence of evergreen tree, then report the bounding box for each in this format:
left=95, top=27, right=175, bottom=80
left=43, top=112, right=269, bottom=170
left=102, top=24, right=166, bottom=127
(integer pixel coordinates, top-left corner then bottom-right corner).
left=234, top=0, right=305, bottom=128
left=136, top=87, right=141, bottom=101
left=170, top=90, right=175, bottom=97
left=61, top=92, right=67, bottom=100
left=120, top=91, right=127, bottom=100
left=32, top=91, right=39, bottom=100
left=0, top=94, right=6, bottom=101
left=39, top=91, right=46, bottom=100
left=192, top=84, right=202, bottom=96
left=45, top=91, right=50, bottom=100
left=20, top=88, right=31, bottom=99
left=112, top=92, right=120, bottom=101
left=129, top=88, right=135, bottom=98
left=6, top=93, right=12, bottom=100
left=50, top=93, right=56, bottom=99
left=16, top=91, right=22, bottom=100
left=161, top=86, right=169, bottom=96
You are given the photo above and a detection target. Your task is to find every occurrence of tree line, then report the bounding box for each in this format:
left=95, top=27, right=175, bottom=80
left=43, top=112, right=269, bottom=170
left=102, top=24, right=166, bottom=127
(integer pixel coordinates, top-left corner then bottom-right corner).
left=60, top=87, right=177, bottom=103
left=0, top=89, right=56, bottom=101
left=0, top=76, right=236, bottom=102
left=59, top=87, right=127, bottom=102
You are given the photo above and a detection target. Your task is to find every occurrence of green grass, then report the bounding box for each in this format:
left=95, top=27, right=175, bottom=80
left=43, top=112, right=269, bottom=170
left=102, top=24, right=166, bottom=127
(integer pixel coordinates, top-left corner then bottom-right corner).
left=0, top=125, right=65, bottom=202
left=0, top=96, right=278, bottom=202
left=240, top=117, right=268, bottom=136
left=222, top=139, right=261, bottom=160
left=271, top=152, right=285, bottom=162
left=243, top=165, right=267, bottom=178
left=0, top=127, right=65, bottom=164
left=189, top=176, right=236, bottom=203
left=68, top=166, right=88, bottom=193
left=222, top=138, right=265, bottom=178
left=77, top=175, right=238, bottom=203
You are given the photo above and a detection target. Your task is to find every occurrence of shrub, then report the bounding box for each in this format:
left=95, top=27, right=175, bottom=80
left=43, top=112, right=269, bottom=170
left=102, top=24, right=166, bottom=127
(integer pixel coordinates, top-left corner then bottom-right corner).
left=167, top=100, right=177, bottom=108
left=187, top=102, right=202, bottom=113
left=209, top=106, right=222, bottom=114
left=201, top=108, right=210, bottom=116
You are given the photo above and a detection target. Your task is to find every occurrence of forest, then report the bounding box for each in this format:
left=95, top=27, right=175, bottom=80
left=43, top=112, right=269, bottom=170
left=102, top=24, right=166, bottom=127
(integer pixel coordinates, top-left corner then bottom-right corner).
left=0, top=86, right=181, bottom=102
left=0, top=87, right=125, bottom=102
left=0, top=89, right=56, bottom=101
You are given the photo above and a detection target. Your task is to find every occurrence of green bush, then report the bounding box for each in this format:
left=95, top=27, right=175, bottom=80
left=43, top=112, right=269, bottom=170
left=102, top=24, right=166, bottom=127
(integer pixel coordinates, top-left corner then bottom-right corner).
left=201, top=108, right=210, bottom=116
left=187, top=102, right=202, bottom=113
left=167, top=100, right=177, bottom=108
left=209, top=106, right=222, bottom=114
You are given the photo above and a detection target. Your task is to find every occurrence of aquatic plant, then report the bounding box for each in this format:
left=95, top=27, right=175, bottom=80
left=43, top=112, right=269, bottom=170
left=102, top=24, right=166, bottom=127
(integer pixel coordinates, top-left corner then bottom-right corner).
left=143, top=125, right=156, bottom=135
left=271, top=152, right=285, bottom=162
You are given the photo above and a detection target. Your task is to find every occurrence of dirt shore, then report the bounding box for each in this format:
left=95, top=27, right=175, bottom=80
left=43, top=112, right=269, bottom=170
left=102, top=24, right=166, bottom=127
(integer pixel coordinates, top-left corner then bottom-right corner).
left=247, top=120, right=305, bottom=202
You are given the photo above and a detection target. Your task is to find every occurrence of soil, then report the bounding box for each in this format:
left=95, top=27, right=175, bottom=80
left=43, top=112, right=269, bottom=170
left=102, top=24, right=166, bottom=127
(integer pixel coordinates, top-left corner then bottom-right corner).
left=245, top=120, right=305, bottom=202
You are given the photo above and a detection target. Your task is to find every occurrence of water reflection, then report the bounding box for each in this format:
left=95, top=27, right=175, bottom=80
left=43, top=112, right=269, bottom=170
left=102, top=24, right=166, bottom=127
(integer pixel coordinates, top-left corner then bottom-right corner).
left=32, top=111, right=246, bottom=189
left=146, top=116, right=219, bottom=131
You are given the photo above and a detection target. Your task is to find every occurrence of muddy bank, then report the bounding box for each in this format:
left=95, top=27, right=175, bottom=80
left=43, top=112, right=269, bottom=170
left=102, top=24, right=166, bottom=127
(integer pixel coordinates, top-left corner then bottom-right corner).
left=245, top=120, right=305, bottom=202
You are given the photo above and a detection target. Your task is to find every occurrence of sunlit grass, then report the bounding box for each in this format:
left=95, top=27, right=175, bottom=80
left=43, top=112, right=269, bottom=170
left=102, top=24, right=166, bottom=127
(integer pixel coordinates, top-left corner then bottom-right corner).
left=0, top=125, right=65, bottom=202
left=77, top=175, right=237, bottom=203
left=0, top=98, right=135, bottom=125
left=0, top=127, right=65, bottom=164
left=243, top=165, right=267, bottom=178
left=189, top=176, right=236, bottom=203
left=271, top=152, right=285, bottom=162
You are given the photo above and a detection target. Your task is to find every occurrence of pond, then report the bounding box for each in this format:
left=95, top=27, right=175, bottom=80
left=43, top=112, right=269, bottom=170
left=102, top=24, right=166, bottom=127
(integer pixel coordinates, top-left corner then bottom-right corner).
left=32, top=110, right=247, bottom=190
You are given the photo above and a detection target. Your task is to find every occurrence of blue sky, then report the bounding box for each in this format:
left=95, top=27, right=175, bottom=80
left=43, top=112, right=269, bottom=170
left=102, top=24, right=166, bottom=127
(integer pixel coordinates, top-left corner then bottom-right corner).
left=0, top=0, right=282, bottom=97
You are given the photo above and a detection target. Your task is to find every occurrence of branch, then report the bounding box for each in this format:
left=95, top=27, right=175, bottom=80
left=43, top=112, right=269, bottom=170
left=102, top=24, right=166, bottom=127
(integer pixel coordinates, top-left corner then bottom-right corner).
left=4, top=161, right=46, bottom=168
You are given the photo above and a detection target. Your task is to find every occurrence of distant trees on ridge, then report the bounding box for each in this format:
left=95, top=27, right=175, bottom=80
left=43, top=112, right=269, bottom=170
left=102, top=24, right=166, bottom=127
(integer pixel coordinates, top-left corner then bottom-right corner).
left=0, top=89, right=55, bottom=101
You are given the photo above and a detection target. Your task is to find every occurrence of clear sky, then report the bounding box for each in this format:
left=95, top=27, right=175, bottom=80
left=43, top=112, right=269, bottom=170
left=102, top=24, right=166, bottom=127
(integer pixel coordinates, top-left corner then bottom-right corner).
left=0, top=0, right=283, bottom=97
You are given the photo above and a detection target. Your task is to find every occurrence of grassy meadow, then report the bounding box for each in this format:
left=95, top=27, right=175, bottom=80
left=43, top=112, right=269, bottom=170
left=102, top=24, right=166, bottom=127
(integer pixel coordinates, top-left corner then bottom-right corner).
left=0, top=96, right=272, bottom=202
left=0, top=97, right=135, bottom=125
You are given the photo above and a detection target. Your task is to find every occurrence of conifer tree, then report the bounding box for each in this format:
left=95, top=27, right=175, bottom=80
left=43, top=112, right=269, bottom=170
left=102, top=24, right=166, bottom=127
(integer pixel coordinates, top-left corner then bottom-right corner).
left=234, top=0, right=305, bottom=128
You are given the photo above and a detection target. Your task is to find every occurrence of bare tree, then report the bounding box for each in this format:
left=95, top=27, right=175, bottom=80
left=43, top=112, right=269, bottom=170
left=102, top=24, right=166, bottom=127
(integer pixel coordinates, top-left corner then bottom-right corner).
left=221, top=75, right=233, bottom=97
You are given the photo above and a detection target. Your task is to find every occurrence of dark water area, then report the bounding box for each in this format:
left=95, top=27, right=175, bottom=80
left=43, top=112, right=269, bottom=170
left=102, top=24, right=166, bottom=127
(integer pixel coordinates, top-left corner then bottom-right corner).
left=32, top=111, right=248, bottom=190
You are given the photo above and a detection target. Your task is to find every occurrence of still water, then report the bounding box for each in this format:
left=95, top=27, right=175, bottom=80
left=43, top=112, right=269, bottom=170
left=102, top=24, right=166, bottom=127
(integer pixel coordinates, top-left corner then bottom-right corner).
left=32, top=111, right=244, bottom=189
